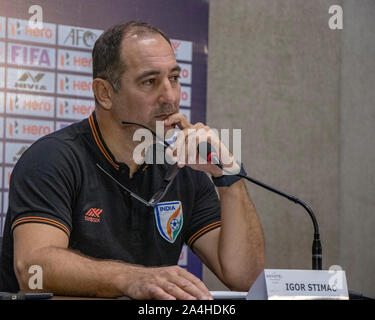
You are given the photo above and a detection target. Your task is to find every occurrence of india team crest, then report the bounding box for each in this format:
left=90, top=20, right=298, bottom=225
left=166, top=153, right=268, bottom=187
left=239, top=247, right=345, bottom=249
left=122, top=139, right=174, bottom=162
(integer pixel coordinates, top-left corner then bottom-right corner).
left=154, top=201, right=183, bottom=243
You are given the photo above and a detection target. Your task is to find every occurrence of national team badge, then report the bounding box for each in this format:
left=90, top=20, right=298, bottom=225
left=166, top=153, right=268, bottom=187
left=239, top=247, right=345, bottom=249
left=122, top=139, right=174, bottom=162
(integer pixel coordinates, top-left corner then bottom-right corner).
left=154, top=201, right=183, bottom=243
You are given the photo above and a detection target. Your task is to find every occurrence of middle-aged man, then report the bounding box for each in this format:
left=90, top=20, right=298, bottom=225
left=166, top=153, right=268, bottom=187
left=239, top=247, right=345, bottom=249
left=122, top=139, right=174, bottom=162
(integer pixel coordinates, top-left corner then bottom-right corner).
left=0, top=22, right=265, bottom=299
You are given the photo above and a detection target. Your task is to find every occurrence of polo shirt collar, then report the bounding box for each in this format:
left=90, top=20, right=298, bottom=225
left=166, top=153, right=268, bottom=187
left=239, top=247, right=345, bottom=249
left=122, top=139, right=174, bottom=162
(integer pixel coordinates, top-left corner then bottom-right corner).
left=88, top=111, right=120, bottom=171
left=88, top=112, right=153, bottom=175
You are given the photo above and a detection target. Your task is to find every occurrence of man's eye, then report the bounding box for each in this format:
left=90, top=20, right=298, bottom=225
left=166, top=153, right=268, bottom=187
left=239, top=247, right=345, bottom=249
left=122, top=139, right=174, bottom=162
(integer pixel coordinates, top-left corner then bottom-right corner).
left=170, top=75, right=180, bottom=82
left=142, top=79, right=155, bottom=86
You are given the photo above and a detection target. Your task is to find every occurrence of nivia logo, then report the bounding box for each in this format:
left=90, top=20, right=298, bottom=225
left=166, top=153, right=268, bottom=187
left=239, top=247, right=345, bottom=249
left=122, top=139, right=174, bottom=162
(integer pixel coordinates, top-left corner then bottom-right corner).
left=7, top=68, right=55, bottom=93
left=16, top=72, right=45, bottom=90
left=12, top=145, right=29, bottom=162
left=5, top=142, right=31, bottom=164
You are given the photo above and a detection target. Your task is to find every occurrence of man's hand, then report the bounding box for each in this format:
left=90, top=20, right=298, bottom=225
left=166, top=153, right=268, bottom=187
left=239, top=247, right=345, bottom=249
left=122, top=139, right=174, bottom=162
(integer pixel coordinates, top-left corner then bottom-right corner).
left=123, top=265, right=213, bottom=300
left=164, top=113, right=240, bottom=177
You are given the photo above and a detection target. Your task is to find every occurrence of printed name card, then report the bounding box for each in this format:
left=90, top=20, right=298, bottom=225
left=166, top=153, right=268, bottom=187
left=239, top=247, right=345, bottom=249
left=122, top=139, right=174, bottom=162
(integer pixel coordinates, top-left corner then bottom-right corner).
left=247, top=269, right=349, bottom=300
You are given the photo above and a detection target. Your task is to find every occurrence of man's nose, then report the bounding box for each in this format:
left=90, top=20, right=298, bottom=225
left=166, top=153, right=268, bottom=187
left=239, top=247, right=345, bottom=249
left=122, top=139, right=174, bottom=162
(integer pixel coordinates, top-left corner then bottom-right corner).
left=158, top=78, right=178, bottom=104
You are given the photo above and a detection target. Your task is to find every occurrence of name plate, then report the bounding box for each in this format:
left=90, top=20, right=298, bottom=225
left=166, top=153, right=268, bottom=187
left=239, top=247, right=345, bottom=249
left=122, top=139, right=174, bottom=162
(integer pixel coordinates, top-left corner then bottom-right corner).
left=247, top=269, right=349, bottom=300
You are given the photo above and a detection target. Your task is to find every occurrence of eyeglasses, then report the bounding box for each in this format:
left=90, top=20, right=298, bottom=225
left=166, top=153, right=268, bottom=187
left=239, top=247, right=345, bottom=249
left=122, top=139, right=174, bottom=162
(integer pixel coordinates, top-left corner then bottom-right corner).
left=96, top=121, right=180, bottom=208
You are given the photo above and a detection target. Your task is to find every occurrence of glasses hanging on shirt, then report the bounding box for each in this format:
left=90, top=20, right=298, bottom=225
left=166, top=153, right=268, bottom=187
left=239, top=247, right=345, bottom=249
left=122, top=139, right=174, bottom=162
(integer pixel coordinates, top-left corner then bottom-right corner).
left=96, top=121, right=180, bottom=207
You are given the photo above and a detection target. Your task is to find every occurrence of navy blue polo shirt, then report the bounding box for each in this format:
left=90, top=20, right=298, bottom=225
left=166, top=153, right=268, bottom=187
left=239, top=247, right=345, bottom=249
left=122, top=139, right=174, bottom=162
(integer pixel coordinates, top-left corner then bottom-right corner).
left=0, top=112, right=221, bottom=292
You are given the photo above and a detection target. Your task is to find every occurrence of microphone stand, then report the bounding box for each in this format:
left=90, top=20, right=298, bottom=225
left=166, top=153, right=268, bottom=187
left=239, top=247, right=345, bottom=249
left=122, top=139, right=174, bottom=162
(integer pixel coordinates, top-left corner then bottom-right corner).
left=234, top=171, right=322, bottom=270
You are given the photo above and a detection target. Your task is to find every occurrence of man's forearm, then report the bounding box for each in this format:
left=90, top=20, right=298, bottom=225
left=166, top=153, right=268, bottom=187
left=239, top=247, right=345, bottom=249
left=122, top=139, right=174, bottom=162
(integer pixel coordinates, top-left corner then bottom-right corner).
left=15, top=245, right=213, bottom=299
left=15, top=246, right=132, bottom=297
left=217, top=179, right=265, bottom=290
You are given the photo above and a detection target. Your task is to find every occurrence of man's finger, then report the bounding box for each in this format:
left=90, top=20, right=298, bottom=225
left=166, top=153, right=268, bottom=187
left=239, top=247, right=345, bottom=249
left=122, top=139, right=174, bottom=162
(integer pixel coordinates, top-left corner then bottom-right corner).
left=161, top=281, right=198, bottom=300
left=172, top=277, right=212, bottom=300
left=147, top=285, right=176, bottom=300
left=164, top=113, right=192, bottom=129
left=177, top=268, right=213, bottom=299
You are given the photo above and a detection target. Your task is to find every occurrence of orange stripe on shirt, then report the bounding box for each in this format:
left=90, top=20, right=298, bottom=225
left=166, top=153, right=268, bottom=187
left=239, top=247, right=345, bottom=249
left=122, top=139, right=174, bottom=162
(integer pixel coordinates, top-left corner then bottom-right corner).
left=187, top=221, right=222, bottom=247
left=88, top=115, right=119, bottom=170
left=12, top=217, right=70, bottom=236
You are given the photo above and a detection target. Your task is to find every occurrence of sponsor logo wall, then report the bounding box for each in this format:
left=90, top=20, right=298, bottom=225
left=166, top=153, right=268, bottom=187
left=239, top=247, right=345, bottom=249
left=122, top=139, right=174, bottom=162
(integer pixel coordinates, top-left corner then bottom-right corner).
left=0, top=0, right=206, bottom=278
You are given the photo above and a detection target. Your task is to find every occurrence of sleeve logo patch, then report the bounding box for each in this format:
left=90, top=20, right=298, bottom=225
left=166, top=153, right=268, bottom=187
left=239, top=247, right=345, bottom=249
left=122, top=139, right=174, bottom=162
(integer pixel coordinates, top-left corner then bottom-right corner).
left=154, top=201, right=183, bottom=243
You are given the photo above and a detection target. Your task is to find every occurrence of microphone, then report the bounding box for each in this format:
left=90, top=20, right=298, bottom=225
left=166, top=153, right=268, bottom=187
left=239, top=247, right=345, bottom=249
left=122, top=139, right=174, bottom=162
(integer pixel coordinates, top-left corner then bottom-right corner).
left=198, top=142, right=222, bottom=169
left=198, top=142, right=323, bottom=271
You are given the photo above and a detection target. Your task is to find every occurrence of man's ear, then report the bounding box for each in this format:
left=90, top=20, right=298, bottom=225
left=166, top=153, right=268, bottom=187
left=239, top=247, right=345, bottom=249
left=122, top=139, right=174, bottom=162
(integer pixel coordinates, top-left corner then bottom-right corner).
left=92, top=78, right=114, bottom=110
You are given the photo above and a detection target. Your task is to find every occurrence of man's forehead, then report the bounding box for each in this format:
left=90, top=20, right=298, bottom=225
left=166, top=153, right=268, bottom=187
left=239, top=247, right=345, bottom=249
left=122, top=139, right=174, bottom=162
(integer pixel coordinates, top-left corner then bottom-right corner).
left=121, top=34, right=176, bottom=69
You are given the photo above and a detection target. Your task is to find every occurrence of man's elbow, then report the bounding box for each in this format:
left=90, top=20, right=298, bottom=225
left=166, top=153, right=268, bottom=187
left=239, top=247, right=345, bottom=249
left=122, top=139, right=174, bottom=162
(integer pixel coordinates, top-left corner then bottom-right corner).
left=14, top=257, right=32, bottom=291
left=14, top=254, right=45, bottom=292
left=221, top=260, right=265, bottom=292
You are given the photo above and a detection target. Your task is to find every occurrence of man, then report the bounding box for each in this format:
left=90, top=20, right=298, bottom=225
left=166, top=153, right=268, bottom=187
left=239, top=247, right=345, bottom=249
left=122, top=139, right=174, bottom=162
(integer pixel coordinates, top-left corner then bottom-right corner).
left=0, top=22, right=265, bottom=299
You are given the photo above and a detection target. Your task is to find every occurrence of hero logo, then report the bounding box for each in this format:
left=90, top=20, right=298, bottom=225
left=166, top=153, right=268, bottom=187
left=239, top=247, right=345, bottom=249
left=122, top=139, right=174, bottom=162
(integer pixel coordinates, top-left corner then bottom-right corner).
left=8, top=18, right=55, bottom=44
left=11, top=22, right=53, bottom=38
left=9, top=44, right=55, bottom=68
left=58, top=74, right=93, bottom=97
left=57, top=98, right=95, bottom=119
left=59, top=25, right=102, bottom=49
left=180, top=86, right=191, bottom=107
left=178, top=63, right=192, bottom=84
left=7, top=118, right=53, bottom=140
left=58, top=49, right=92, bottom=73
left=7, top=94, right=53, bottom=116
left=60, top=52, right=92, bottom=68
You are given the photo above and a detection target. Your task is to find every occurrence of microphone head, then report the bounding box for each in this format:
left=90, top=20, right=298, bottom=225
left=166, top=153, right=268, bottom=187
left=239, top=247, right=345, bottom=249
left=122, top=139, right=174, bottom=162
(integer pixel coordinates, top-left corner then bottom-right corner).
left=197, top=142, right=221, bottom=167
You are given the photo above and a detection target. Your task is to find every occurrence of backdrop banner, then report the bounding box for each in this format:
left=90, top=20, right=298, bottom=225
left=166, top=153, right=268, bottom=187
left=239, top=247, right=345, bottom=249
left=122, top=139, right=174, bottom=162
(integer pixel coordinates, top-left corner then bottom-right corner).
left=0, top=0, right=209, bottom=279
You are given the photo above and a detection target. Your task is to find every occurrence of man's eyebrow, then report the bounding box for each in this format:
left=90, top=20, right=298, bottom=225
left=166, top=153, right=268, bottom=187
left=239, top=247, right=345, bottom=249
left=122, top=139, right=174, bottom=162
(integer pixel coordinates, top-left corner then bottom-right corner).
left=136, top=65, right=181, bottom=82
left=171, top=65, right=181, bottom=73
left=136, top=70, right=160, bottom=82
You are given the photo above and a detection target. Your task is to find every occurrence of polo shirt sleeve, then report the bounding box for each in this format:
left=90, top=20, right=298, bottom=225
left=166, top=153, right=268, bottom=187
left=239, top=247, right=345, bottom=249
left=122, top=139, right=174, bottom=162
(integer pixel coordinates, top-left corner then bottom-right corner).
left=8, top=137, right=80, bottom=237
left=185, top=171, right=221, bottom=249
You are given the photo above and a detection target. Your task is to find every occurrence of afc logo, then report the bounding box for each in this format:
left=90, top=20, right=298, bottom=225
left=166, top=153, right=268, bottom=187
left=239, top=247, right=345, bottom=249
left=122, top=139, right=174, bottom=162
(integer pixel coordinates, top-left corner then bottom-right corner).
left=63, top=28, right=98, bottom=48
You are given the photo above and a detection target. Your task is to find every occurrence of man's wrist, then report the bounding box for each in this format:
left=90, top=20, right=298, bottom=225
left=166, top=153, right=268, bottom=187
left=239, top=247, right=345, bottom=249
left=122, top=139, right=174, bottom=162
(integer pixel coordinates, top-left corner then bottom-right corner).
left=212, top=163, right=247, bottom=187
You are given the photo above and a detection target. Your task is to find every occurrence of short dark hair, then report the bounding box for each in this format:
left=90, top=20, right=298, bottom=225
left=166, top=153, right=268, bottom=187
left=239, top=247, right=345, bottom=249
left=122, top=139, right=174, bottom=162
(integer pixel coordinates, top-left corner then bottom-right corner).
left=92, top=21, right=171, bottom=92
